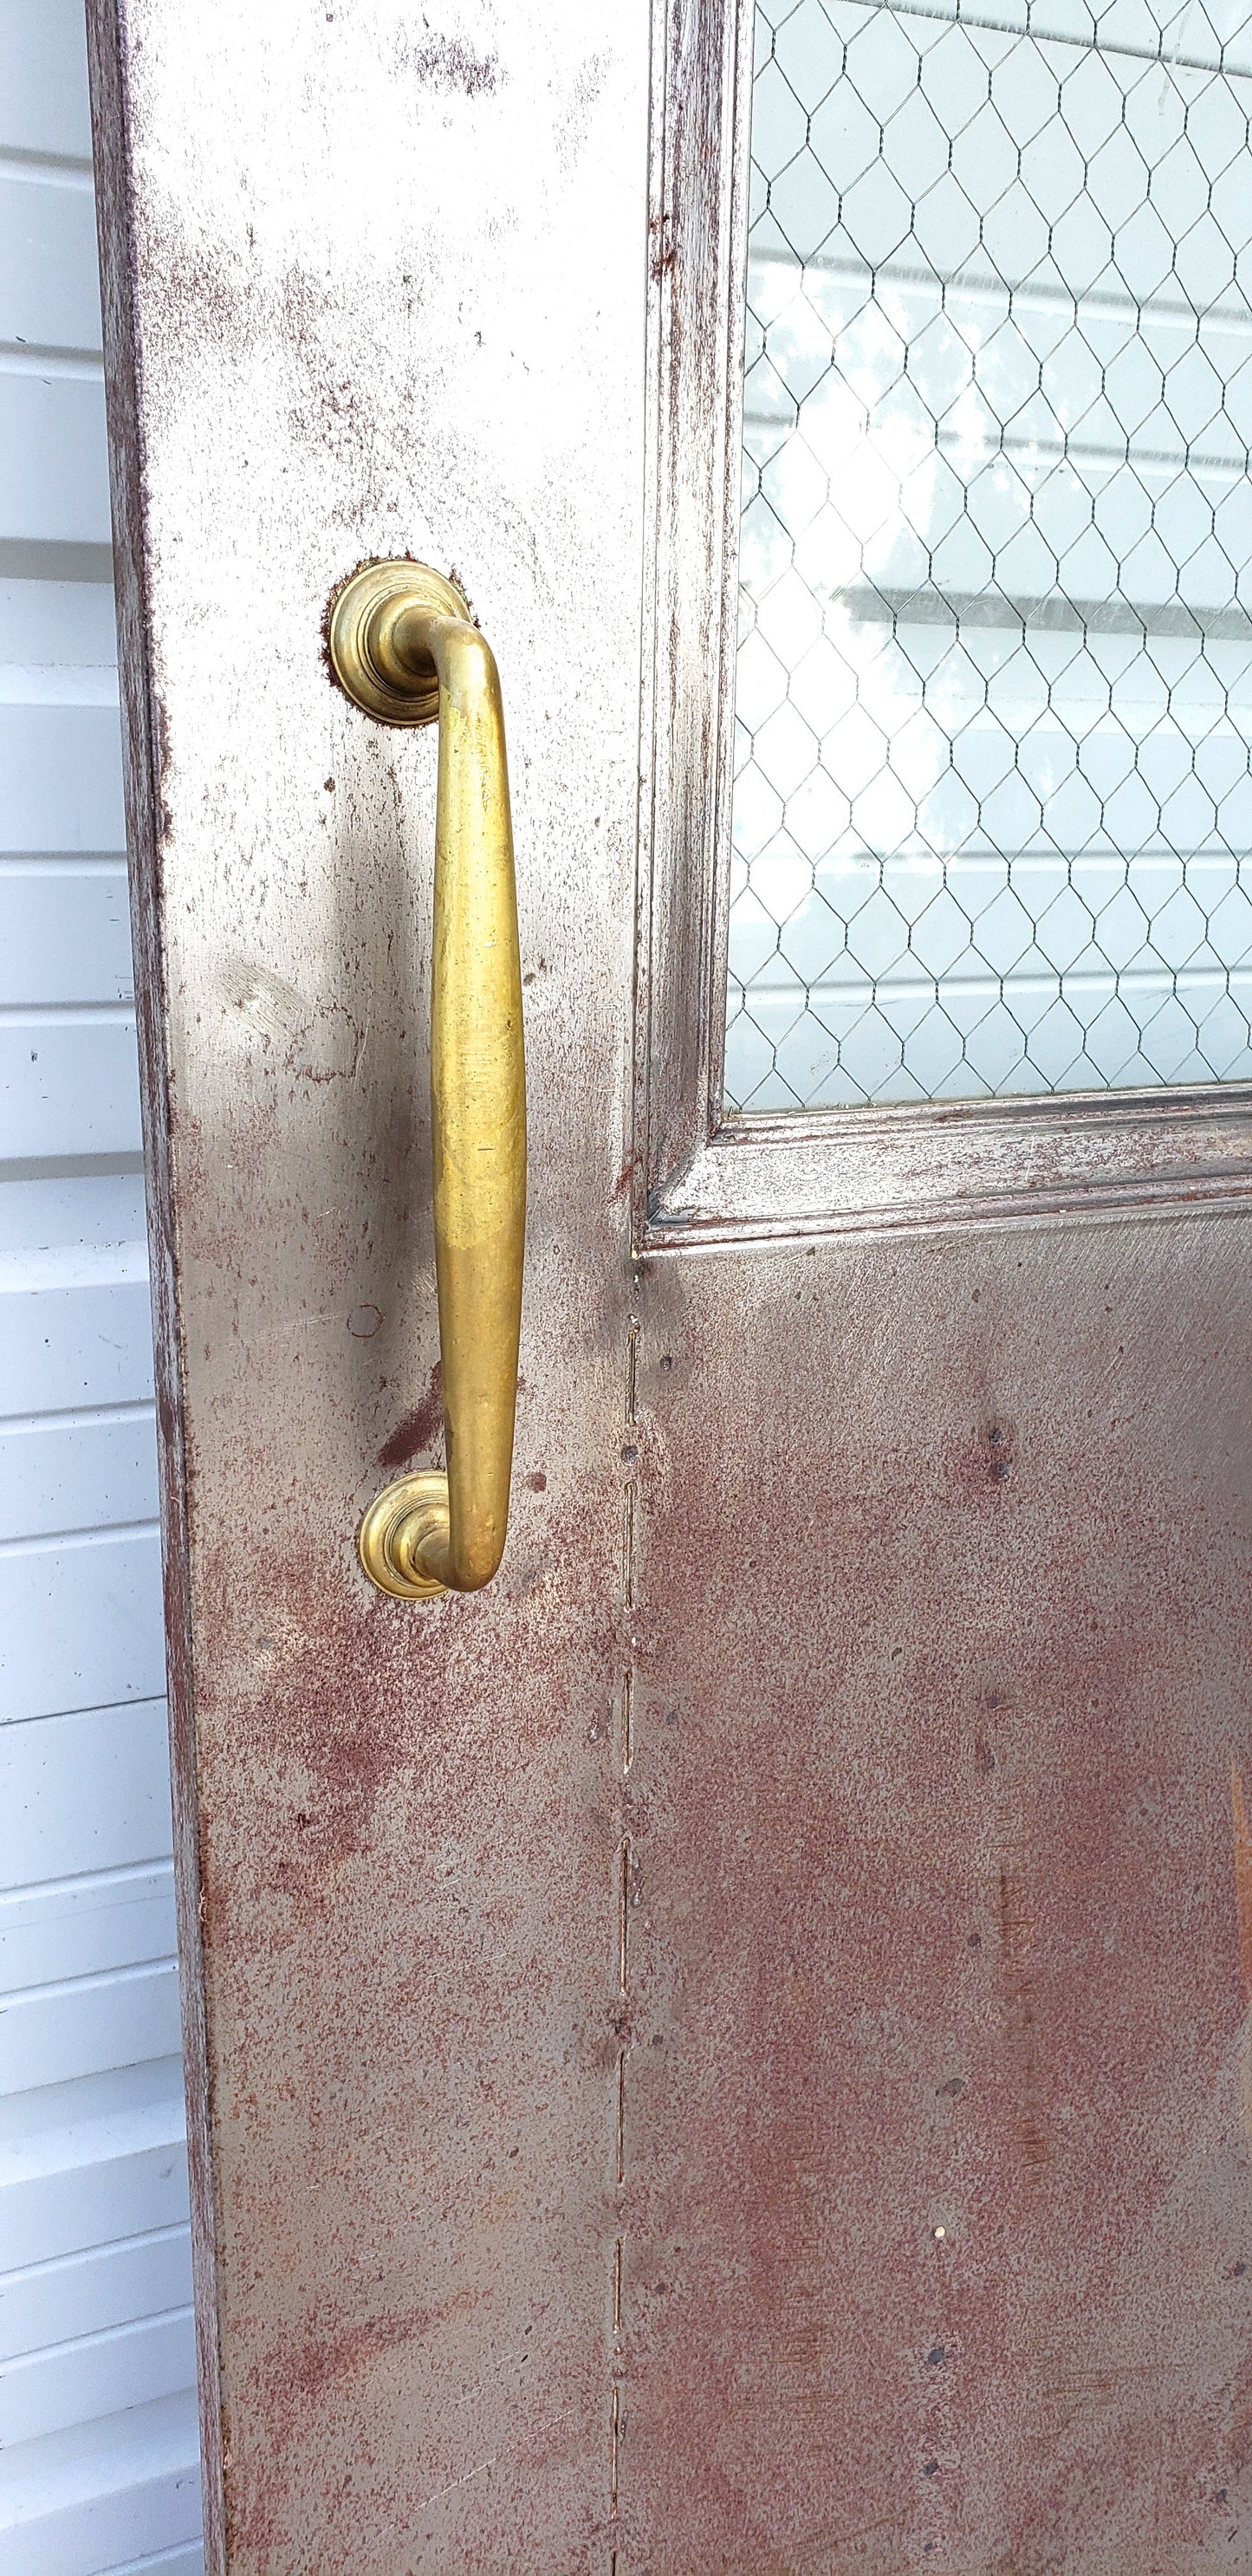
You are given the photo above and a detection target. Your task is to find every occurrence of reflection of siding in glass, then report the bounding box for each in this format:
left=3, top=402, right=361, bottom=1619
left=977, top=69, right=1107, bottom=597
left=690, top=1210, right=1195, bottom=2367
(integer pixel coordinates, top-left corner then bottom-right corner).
left=727, top=0, right=1252, bottom=1109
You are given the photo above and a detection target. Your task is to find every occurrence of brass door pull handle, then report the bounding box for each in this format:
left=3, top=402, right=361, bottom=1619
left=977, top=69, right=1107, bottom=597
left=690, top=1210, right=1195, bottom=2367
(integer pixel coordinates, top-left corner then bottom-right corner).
left=330, top=561, right=525, bottom=1599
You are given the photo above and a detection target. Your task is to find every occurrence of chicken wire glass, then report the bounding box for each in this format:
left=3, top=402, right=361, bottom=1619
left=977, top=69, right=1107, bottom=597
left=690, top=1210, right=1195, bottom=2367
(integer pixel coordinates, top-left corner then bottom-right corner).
left=725, top=0, right=1252, bottom=1109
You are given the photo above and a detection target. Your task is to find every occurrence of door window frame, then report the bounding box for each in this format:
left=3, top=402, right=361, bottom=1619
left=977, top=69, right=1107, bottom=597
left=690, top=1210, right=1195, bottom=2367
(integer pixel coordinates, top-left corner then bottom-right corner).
left=635, top=0, right=1252, bottom=1249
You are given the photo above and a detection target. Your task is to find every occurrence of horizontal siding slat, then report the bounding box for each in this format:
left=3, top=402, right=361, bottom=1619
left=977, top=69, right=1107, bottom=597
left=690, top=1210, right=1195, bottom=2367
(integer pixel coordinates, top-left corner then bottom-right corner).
left=0, top=171, right=102, bottom=352
left=0, top=1020, right=141, bottom=1161
left=0, top=1, right=94, bottom=165
left=0, top=1532, right=165, bottom=1724
left=2, top=2139, right=191, bottom=2281
left=0, top=575, right=118, bottom=667
left=0, top=1173, right=148, bottom=1267
left=0, top=1017, right=141, bottom=1160
left=0, top=2223, right=192, bottom=2363
left=0, top=866, right=133, bottom=1007
left=0, top=2390, right=202, bottom=2576
left=0, top=1168, right=147, bottom=1262
left=3, top=667, right=117, bottom=706
left=0, top=375, right=111, bottom=550
left=0, top=2062, right=189, bottom=2273
left=0, top=1280, right=154, bottom=1418
left=0, top=1960, right=182, bottom=2094
left=0, top=1865, right=176, bottom=1993
left=0, top=2305, right=196, bottom=2446
left=0, top=1700, right=171, bottom=1885
left=0, top=1410, right=158, bottom=1543
left=0, top=703, right=124, bottom=848
left=0, top=1703, right=172, bottom=1891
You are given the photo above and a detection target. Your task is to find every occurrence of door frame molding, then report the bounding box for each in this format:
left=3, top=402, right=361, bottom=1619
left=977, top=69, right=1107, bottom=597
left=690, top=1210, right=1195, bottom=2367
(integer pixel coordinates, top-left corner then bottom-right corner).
left=633, top=0, right=1252, bottom=1251
left=87, top=8, right=227, bottom=2566
left=635, top=0, right=754, bottom=1233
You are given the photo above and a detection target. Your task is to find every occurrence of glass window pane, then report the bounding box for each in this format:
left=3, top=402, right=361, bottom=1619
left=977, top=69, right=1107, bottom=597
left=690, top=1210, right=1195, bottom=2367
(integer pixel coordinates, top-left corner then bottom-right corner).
left=726, top=0, right=1252, bottom=1109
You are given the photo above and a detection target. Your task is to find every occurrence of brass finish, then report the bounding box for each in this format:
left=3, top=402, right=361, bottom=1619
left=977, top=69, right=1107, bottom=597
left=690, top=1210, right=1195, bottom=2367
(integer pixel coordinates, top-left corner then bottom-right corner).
left=358, top=1472, right=452, bottom=1599
left=328, top=560, right=472, bottom=728
left=331, top=561, right=526, bottom=1599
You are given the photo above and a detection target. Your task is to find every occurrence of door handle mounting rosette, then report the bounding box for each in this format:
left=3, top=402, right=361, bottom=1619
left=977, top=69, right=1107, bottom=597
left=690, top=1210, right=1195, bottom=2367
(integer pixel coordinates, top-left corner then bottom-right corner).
left=330, top=561, right=525, bottom=1599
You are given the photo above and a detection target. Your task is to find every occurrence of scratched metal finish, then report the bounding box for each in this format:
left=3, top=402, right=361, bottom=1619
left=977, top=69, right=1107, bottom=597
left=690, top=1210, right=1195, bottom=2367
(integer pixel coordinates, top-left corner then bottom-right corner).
left=90, top=3, right=645, bottom=2566
left=622, top=1215, right=1252, bottom=2573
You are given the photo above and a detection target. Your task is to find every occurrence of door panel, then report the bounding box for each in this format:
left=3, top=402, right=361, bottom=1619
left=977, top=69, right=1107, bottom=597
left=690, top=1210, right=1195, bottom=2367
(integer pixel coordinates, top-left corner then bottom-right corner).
left=626, top=1215, right=1252, bottom=2567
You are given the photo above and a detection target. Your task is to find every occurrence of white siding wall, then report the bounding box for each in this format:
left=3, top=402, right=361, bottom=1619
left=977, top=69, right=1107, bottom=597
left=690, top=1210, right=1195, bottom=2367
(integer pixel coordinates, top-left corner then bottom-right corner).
left=0, top=6, right=202, bottom=2569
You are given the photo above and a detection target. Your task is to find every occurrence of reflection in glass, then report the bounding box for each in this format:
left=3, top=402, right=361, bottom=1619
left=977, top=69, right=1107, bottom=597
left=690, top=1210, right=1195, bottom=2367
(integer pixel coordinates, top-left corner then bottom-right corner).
left=727, top=0, right=1252, bottom=1107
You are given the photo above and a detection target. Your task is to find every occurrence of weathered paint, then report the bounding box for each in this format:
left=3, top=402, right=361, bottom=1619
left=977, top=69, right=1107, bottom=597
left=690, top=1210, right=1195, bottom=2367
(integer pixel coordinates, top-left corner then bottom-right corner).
left=88, top=0, right=1252, bottom=2567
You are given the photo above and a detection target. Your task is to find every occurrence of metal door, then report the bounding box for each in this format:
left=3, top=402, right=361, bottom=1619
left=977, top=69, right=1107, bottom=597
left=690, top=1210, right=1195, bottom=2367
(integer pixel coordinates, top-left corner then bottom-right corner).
left=89, top=0, right=1252, bottom=2567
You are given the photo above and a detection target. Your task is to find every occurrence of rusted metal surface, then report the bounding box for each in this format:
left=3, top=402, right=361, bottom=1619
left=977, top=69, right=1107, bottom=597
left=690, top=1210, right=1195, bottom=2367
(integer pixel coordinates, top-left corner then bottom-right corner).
left=621, top=1216, right=1252, bottom=2570
left=88, top=3, right=645, bottom=2564
left=88, top=0, right=1252, bottom=2566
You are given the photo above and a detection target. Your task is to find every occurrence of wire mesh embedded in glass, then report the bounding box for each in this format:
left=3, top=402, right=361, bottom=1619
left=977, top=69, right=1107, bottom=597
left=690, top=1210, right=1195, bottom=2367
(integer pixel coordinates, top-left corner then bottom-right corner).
left=726, top=0, right=1252, bottom=1110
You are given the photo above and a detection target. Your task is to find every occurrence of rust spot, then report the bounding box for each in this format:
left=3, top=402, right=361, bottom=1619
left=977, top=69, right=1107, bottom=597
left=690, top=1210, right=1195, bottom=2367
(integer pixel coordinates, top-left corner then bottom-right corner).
left=650, top=212, right=678, bottom=282
left=445, top=566, right=479, bottom=628
left=985, top=1418, right=1015, bottom=1483
left=376, top=1363, right=443, bottom=1469
left=282, top=2309, right=430, bottom=2408
left=408, top=34, right=499, bottom=95
left=1230, top=1762, right=1252, bottom=2002
left=525, top=1470, right=547, bottom=1491
left=321, top=557, right=375, bottom=694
